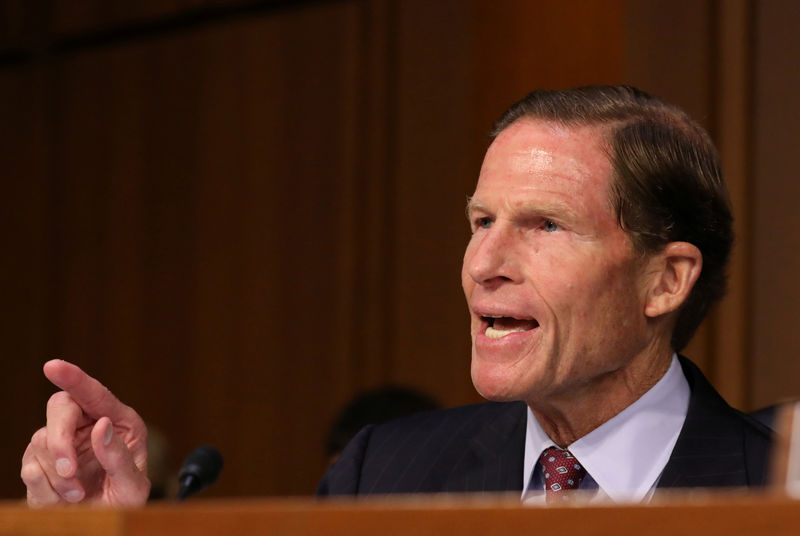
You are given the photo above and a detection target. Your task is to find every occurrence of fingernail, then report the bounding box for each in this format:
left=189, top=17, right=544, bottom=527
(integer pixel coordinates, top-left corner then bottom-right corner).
left=103, top=422, right=114, bottom=446
left=64, top=489, right=84, bottom=502
left=55, top=458, right=72, bottom=478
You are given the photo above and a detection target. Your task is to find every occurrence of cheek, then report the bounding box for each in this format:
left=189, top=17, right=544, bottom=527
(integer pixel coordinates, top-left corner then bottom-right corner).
left=551, top=253, right=642, bottom=326
left=584, top=263, right=647, bottom=339
left=461, top=264, right=474, bottom=297
left=522, top=247, right=584, bottom=302
left=587, top=266, right=639, bottom=315
left=461, top=252, right=471, bottom=291
left=461, top=238, right=478, bottom=288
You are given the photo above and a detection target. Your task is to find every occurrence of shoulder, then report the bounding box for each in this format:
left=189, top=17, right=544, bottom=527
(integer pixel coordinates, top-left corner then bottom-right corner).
left=661, top=357, right=773, bottom=488
left=317, top=401, right=526, bottom=496
left=366, top=400, right=525, bottom=439
left=679, top=355, right=772, bottom=441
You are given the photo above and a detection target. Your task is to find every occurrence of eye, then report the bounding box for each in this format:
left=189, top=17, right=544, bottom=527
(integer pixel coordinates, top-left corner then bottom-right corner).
left=475, top=216, right=493, bottom=230
left=543, top=219, right=559, bottom=233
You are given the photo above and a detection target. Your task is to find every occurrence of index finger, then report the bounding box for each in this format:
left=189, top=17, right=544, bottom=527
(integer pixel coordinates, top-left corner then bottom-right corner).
left=43, top=360, right=131, bottom=422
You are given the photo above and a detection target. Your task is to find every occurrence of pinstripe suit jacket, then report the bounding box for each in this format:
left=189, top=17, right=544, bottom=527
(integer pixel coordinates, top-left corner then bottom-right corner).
left=317, top=357, right=773, bottom=495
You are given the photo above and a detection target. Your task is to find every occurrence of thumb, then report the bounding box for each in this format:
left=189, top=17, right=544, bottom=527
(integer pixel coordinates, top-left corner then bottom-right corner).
left=91, top=417, right=151, bottom=506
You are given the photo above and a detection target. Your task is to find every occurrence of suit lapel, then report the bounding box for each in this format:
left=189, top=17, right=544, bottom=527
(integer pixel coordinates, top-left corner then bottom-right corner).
left=443, top=401, right=527, bottom=492
left=658, top=357, right=749, bottom=488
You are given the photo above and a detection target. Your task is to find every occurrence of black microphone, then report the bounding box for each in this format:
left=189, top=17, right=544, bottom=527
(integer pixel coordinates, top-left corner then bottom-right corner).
left=177, top=445, right=223, bottom=500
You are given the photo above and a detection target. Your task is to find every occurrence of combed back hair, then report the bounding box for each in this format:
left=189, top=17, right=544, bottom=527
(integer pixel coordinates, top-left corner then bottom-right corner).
left=490, top=85, right=732, bottom=351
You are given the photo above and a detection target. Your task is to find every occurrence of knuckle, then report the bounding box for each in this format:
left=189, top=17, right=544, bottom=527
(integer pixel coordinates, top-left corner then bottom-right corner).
left=47, top=391, right=71, bottom=409
left=30, top=427, right=47, bottom=445
left=83, top=385, right=112, bottom=412
left=132, top=413, right=148, bottom=439
left=128, top=407, right=143, bottom=423
left=20, top=462, right=45, bottom=485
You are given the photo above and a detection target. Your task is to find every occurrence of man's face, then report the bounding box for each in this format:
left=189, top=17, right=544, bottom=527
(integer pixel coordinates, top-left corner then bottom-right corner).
left=462, top=119, right=653, bottom=406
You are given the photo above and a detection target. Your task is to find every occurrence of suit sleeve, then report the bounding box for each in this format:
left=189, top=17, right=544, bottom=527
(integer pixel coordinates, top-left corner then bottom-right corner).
left=316, top=425, right=374, bottom=496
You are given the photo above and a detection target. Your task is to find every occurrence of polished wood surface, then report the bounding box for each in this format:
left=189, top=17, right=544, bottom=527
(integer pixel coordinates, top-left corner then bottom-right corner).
left=3, top=495, right=800, bottom=536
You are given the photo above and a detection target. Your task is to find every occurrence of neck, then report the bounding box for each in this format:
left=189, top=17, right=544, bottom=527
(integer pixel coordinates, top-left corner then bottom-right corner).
left=528, top=347, right=674, bottom=447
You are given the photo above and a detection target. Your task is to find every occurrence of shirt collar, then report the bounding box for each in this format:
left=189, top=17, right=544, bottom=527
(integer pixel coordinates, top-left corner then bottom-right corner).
left=523, top=353, right=690, bottom=503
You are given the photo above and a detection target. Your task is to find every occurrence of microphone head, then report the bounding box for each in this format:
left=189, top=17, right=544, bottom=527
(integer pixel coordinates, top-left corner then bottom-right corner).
left=177, top=445, right=223, bottom=500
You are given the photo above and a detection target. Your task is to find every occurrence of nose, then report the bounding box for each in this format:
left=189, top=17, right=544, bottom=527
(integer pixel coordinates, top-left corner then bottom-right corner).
left=464, top=223, right=519, bottom=286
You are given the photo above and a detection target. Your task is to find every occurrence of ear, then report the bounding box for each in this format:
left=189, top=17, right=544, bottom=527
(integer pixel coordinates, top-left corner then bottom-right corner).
left=643, top=242, right=703, bottom=318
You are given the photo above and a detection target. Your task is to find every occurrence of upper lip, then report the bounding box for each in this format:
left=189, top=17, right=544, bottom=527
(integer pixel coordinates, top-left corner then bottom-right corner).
left=471, top=303, right=536, bottom=321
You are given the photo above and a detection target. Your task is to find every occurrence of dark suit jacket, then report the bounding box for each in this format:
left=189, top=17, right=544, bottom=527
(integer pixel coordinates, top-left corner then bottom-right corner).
left=317, top=357, right=773, bottom=495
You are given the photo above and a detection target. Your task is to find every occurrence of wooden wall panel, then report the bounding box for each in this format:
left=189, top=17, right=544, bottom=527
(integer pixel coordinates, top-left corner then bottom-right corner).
left=16, top=0, right=791, bottom=500
left=50, top=0, right=250, bottom=36
left=710, top=0, right=754, bottom=408
left=625, top=0, right=800, bottom=411
left=387, top=0, right=626, bottom=407
left=623, top=0, right=717, bottom=379
left=750, top=0, right=800, bottom=409
left=623, top=0, right=714, bottom=123
left=623, top=0, right=764, bottom=410
left=472, top=0, right=624, bottom=136
left=0, top=65, right=52, bottom=500
left=0, top=0, right=642, bottom=498
left=387, top=0, right=478, bottom=405
left=344, top=0, right=394, bottom=389
left=2, top=1, right=372, bottom=498
left=0, top=0, right=37, bottom=49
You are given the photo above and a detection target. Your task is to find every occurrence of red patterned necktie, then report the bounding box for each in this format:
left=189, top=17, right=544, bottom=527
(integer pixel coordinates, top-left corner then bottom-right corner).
left=540, top=446, right=587, bottom=503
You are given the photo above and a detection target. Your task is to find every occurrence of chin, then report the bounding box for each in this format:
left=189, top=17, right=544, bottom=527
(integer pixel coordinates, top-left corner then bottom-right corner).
left=471, top=364, right=524, bottom=402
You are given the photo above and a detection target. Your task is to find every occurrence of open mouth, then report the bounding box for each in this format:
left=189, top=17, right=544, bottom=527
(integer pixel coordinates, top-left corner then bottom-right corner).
left=482, top=315, right=539, bottom=339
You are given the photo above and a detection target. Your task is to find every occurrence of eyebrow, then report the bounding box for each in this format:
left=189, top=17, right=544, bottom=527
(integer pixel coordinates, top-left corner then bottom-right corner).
left=465, top=196, right=480, bottom=218
left=465, top=197, right=576, bottom=221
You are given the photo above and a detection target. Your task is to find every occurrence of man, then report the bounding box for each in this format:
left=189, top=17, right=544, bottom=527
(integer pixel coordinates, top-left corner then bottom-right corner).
left=20, top=86, right=771, bottom=506
left=316, top=86, right=771, bottom=502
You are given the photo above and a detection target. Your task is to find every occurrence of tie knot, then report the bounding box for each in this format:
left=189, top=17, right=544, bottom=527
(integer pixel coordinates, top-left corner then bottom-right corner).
left=540, top=446, right=586, bottom=502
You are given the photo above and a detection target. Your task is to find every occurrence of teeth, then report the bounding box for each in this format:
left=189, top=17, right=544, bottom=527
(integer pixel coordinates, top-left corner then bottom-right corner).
left=485, top=326, right=528, bottom=339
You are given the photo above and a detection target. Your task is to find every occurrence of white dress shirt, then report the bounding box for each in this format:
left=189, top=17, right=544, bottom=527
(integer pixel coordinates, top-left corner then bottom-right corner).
left=521, top=354, right=690, bottom=504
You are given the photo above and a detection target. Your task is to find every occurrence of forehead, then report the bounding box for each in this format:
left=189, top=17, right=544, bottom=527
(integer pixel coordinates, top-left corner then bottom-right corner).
left=472, top=119, right=614, bottom=211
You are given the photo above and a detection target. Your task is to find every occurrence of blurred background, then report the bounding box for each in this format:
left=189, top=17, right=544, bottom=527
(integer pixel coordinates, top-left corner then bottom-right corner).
left=2, top=0, right=799, bottom=499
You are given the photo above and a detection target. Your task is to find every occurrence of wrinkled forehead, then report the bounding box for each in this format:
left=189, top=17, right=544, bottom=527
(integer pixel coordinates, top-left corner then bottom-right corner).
left=503, top=147, right=594, bottom=186
left=479, top=119, right=614, bottom=192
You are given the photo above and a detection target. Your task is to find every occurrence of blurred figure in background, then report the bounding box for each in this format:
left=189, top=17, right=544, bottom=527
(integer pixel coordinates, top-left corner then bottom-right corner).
left=326, top=387, right=439, bottom=465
